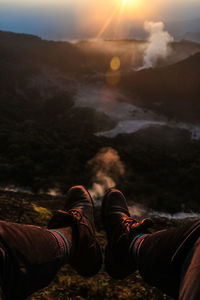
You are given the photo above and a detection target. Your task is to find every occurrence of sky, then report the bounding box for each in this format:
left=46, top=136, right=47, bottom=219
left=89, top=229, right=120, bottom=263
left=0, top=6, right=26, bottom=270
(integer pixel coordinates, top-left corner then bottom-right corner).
left=1, top=0, right=200, bottom=40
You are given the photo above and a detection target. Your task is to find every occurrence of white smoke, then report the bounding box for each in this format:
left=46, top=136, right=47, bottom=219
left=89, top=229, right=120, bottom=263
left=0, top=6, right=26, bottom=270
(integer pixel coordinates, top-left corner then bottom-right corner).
left=47, top=188, right=62, bottom=196
left=88, top=147, right=125, bottom=202
left=129, top=204, right=146, bottom=218
left=140, top=21, right=174, bottom=69
left=88, top=172, right=116, bottom=199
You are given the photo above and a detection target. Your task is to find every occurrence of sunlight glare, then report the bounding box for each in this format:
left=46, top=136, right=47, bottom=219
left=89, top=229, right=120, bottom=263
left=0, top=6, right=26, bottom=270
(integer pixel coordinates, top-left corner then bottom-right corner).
left=110, top=57, right=121, bottom=71
left=83, top=0, right=151, bottom=39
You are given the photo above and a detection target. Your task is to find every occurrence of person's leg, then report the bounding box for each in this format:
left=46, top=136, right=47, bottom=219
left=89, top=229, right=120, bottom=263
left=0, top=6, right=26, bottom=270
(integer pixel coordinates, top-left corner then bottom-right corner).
left=133, top=218, right=200, bottom=299
left=48, top=185, right=102, bottom=277
left=179, top=236, right=200, bottom=300
left=134, top=227, right=185, bottom=298
left=0, top=185, right=102, bottom=299
left=0, top=221, right=71, bottom=300
left=101, top=188, right=153, bottom=279
left=102, top=188, right=200, bottom=299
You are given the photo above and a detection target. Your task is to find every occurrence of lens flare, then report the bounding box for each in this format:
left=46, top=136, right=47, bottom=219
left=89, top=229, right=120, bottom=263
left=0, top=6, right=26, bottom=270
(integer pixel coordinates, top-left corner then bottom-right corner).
left=110, top=57, right=121, bottom=71
left=105, top=70, right=121, bottom=86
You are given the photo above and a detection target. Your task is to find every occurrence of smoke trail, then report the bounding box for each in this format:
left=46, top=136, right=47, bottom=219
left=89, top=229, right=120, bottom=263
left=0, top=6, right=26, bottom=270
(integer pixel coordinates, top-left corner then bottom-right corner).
left=141, top=21, right=174, bottom=69
left=88, top=147, right=125, bottom=201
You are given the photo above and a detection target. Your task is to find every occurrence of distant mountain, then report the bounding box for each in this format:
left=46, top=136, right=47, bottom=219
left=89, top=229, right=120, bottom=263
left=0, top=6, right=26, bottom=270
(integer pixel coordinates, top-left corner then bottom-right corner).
left=1, top=30, right=200, bottom=125
left=180, top=32, right=200, bottom=43
left=167, top=19, right=200, bottom=42
left=166, top=18, right=200, bottom=39
left=1, top=30, right=200, bottom=124
left=0, top=30, right=83, bottom=74
left=1, top=30, right=200, bottom=75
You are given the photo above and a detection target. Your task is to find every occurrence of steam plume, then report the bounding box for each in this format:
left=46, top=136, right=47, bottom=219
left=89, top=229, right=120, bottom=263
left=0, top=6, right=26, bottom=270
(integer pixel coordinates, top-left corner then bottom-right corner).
left=88, top=147, right=125, bottom=201
left=141, top=21, right=174, bottom=69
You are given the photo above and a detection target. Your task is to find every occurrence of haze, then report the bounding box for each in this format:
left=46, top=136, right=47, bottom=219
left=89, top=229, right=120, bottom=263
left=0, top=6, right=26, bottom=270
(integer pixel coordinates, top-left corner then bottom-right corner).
left=1, top=0, right=200, bottom=39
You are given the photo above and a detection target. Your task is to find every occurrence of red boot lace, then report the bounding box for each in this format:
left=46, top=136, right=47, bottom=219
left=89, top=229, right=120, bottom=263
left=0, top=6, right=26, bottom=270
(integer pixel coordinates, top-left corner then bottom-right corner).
left=68, top=209, right=82, bottom=221
left=122, top=218, right=137, bottom=231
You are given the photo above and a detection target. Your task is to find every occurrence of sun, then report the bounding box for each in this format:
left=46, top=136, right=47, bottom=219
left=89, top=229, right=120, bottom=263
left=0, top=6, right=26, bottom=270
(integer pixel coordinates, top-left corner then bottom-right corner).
left=121, top=0, right=149, bottom=19
left=96, top=0, right=148, bottom=38
left=122, top=0, right=133, bottom=6
left=122, top=0, right=135, bottom=5
left=121, top=0, right=141, bottom=12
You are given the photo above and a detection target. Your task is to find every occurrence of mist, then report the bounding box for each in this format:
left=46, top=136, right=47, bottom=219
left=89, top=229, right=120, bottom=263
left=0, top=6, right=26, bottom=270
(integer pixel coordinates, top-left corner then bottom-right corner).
left=1, top=1, right=200, bottom=40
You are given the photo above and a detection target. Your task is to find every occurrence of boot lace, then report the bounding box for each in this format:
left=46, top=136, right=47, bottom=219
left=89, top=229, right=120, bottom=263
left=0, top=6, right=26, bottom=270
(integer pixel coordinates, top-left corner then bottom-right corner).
left=122, top=217, right=137, bottom=231
left=68, top=209, right=82, bottom=221
left=122, top=217, right=153, bottom=234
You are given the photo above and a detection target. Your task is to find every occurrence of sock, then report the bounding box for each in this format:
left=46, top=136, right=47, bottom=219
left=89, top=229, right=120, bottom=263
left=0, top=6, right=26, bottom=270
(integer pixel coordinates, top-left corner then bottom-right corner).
left=129, top=234, right=150, bottom=261
left=48, top=229, right=71, bottom=263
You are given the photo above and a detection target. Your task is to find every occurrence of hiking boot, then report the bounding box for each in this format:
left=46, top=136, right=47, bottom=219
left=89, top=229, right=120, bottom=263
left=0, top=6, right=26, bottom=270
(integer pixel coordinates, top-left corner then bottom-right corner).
left=48, top=185, right=102, bottom=277
left=102, top=188, right=153, bottom=279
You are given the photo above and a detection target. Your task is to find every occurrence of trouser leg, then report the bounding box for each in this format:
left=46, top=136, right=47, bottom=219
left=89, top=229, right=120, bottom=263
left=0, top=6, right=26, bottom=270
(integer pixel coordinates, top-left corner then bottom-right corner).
left=179, top=237, right=200, bottom=300
left=136, top=223, right=200, bottom=299
left=0, top=221, right=69, bottom=300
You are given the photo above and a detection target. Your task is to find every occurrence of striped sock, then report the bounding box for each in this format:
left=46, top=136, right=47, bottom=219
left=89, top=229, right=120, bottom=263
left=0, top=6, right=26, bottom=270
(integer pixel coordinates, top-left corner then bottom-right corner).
left=48, top=229, right=70, bottom=262
left=129, top=234, right=150, bottom=261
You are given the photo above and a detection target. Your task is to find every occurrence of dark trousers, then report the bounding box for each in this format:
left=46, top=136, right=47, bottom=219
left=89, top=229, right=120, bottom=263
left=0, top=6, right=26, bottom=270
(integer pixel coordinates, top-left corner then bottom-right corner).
left=0, top=219, right=200, bottom=299
left=179, top=236, right=200, bottom=300
left=0, top=221, right=64, bottom=300
left=138, top=220, right=200, bottom=299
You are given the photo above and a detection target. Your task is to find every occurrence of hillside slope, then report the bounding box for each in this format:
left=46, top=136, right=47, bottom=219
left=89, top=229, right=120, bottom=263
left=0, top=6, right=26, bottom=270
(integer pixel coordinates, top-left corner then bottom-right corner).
left=121, top=52, right=200, bottom=122
left=1, top=31, right=200, bottom=212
